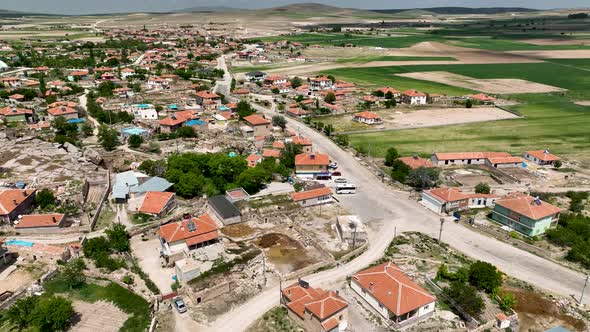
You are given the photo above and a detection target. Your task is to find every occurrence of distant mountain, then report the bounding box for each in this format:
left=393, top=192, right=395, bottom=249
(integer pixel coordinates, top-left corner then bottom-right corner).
left=172, top=6, right=239, bottom=13
left=371, top=7, right=540, bottom=15
left=255, top=3, right=388, bottom=18
left=0, top=9, right=56, bottom=17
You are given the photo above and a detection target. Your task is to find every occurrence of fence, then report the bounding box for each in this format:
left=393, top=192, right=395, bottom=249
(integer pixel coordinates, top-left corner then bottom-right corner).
left=89, top=170, right=111, bottom=231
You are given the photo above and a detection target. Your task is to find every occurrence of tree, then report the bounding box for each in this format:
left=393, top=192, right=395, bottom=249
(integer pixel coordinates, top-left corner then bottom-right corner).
left=324, top=92, right=336, bottom=104
left=35, top=188, right=56, bottom=210
left=174, top=173, right=205, bottom=198
left=81, top=123, right=94, bottom=136
left=334, top=134, right=349, bottom=146
left=98, top=124, right=120, bottom=151
left=465, top=99, right=473, bottom=109
left=407, top=167, right=439, bottom=189
left=237, top=100, right=255, bottom=119
left=443, top=281, right=484, bottom=318
left=280, top=143, right=303, bottom=169
left=96, top=80, right=115, bottom=97
left=138, top=159, right=167, bottom=177
left=372, top=90, right=385, bottom=97
left=499, top=292, right=517, bottom=312
left=385, top=90, right=394, bottom=100
left=475, top=182, right=491, bottom=194
left=468, top=261, right=503, bottom=294
left=290, top=77, right=303, bottom=89
left=60, top=258, right=86, bottom=289
left=384, top=147, right=399, bottom=166
left=272, top=115, right=287, bottom=130
left=7, top=296, right=39, bottom=330
left=230, top=78, right=236, bottom=91
left=237, top=167, right=270, bottom=194
left=554, top=160, right=562, bottom=168
left=82, top=236, right=111, bottom=259
left=106, top=223, right=130, bottom=252
left=176, top=126, right=196, bottom=138
left=128, top=134, right=143, bottom=148
left=31, top=295, right=75, bottom=332
left=323, top=124, right=334, bottom=136
left=390, top=159, right=411, bottom=183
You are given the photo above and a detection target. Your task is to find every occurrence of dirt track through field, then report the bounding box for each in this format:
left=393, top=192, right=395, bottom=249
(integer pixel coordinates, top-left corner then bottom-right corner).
left=509, top=50, right=590, bottom=59
left=396, top=71, right=566, bottom=94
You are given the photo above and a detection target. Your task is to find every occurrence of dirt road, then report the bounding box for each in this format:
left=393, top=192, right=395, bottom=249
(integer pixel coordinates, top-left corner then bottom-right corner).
left=204, top=102, right=589, bottom=332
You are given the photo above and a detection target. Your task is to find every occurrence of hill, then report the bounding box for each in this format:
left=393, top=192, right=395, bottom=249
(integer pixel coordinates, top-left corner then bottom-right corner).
left=0, top=9, right=56, bottom=17
left=372, top=7, right=540, bottom=15
left=255, top=3, right=390, bottom=19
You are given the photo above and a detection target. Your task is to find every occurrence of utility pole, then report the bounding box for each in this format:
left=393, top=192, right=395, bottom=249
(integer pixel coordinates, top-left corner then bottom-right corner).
left=352, top=224, right=357, bottom=250
left=394, top=226, right=397, bottom=239
left=262, top=254, right=267, bottom=287
left=581, top=275, right=589, bottom=304
left=438, top=218, right=446, bottom=243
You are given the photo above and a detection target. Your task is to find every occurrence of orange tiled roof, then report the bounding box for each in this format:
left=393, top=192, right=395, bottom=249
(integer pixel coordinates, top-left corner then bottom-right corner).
left=402, top=89, right=426, bottom=97
left=469, top=93, right=496, bottom=101
left=354, top=111, right=380, bottom=119
left=526, top=150, right=560, bottom=162
left=486, top=156, right=522, bottom=164
left=47, top=106, right=77, bottom=116
left=295, top=153, right=329, bottom=166
left=352, top=262, right=435, bottom=316
left=281, top=282, right=347, bottom=320
left=0, top=107, right=33, bottom=116
left=139, top=192, right=174, bottom=215
left=425, top=187, right=468, bottom=203
left=433, top=152, right=510, bottom=161
left=0, top=189, right=35, bottom=215
left=262, top=149, right=281, bottom=158
left=291, top=187, right=332, bottom=202
left=158, top=214, right=218, bottom=243
left=159, top=110, right=196, bottom=126
left=196, top=90, right=219, bottom=99
left=16, top=214, right=64, bottom=229
left=495, top=193, right=561, bottom=220
left=243, top=114, right=270, bottom=126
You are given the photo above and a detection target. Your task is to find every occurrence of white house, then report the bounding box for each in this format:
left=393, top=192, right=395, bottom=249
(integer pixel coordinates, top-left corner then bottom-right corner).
left=430, top=152, right=512, bottom=166
left=421, top=187, right=468, bottom=215
left=401, top=89, right=427, bottom=105
left=291, top=187, right=333, bottom=207
left=310, top=76, right=334, bottom=91
left=129, top=104, right=158, bottom=120
left=351, top=262, right=436, bottom=327
left=121, top=68, right=136, bottom=79
left=467, top=193, right=499, bottom=209
left=352, top=111, right=382, bottom=125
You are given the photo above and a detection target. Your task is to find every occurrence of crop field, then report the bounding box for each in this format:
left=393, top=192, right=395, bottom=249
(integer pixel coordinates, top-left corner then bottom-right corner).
left=335, top=55, right=457, bottom=63
left=323, top=60, right=590, bottom=159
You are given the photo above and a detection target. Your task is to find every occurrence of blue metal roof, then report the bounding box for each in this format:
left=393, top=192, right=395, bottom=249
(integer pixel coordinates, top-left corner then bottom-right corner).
left=67, top=118, right=85, bottom=124
left=545, top=327, right=572, bottom=332
left=184, top=119, right=206, bottom=126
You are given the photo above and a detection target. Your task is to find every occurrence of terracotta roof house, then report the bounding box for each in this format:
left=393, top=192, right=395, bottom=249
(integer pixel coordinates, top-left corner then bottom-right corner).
left=397, top=156, right=433, bottom=170
left=243, top=114, right=271, bottom=137
left=291, top=187, right=333, bottom=207
left=158, top=214, right=219, bottom=257
left=351, top=262, right=436, bottom=327
left=0, top=106, right=33, bottom=122
left=295, top=153, right=330, bottom=177
left=15, top=214, right=65, bottom=233
left=195, top=90, right=221, bottom=108
left=523, top=150, right=561, bottom=166
left=138, top=192, right=176, bottom=218
left=485, top=156, right=523, bottom=169
left=281, top=281, right=349, bottom=332
left=262, top=149, right=281, bottom=159
left=159, top=110, right=198, bottom=133
left=353, top=111, right=382, bottom=125
left=8, top=94, right=24, bottom=102
left=287, top=108, right=309, bottom=118
left=0, top=189, right=36, bottom=223
left=47, top=106, right=78, bottom=120
left=491, top=192, right=561, bottom=236
left=246, top=153, right=262, bottom=167
left=292, top=136, right=313, bottom=153
left=431, top=152, right=512, bottom=166
left=421, top=187, right=469, bottom=215
left=310, top=76, right=333, bottom=91
left=378, top=87, right=401, bottom=97
left=469, top=93, right=496, bottom=103
left=401, top=89, right=427, bottom=105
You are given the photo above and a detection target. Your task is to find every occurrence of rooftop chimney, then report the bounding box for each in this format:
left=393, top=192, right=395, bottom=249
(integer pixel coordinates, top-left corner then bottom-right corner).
left=22, top=190, right=27, bottom=197
left=52, top=216, right=57, bottom=223
left=413, top=154, right=418, bottom=160
left=369, top=282, right=374, bottom=292
left=13, top=199, right=17, bottom=205
left=310, top=154, right=315, bottom=160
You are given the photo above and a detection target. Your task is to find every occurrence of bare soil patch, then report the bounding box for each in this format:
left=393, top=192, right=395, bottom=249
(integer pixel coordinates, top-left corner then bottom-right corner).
left=575, top=101, right=590, bottom=106
left=71, top=300, right=128, bottom=332
left=254, top=233, right=317, bottom=272
left=522, top=39, right=590, bottom=46
left=221, top=223, right=256, bottom=238
left=509, top=50, right=590, bottom=59
left=382, top=107, right=518, bottom=129
left=396, top=71, right=566, bottom=94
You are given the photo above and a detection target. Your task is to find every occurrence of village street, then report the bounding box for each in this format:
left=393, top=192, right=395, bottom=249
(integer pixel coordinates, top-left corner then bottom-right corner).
left=202, top=58, right=590, bottom=331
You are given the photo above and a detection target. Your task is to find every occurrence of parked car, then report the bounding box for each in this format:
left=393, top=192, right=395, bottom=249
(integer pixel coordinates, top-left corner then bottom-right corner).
left=331, top=171, right=342, bottom=176
left=328, top=162, right=338, bottom=169
left=334, top=177, right=347, bottom=183
left=174, top=297, right=187, bottom=313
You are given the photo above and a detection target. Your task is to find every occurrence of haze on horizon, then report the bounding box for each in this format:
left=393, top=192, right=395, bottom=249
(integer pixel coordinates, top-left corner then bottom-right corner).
left=1, top=0, right=589, bottom=15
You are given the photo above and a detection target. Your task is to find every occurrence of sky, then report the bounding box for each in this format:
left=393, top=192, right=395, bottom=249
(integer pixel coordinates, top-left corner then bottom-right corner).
left=2, top=0, right=588, bottom=15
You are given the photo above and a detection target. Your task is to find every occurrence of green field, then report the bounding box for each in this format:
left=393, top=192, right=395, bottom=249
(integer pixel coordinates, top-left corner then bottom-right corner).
left=335, top=55, right=457, bottom=63
left=328, top=61, right=590, bottom=158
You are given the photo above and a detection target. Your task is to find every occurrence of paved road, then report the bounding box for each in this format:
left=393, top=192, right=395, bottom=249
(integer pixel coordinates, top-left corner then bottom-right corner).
left=203, top=99, right=589, bottom=331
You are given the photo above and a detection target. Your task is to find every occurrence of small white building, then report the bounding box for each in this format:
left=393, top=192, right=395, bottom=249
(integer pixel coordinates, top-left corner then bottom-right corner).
left=291, top=186, right=333, bottom=207
left=336, top=215, right=367, bottom=245
left=351, top=262, right=436, bottom=327
left=401, top=89, right=427, bottom=105
left=310, top=76, right=334, bottom=91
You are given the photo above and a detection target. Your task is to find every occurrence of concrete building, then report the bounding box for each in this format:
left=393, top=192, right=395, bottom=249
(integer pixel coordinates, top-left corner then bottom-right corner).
left=0, top=189, right=36, bottom=224
left=524, top=150, right=561, bottom=166
left=157, top=214, right=219, bottom=259
left=491, top=193, right=561, bottom=236
left=0, top=106, right=33, bottom=123
left=14, top=213, right=66, bottom=233
left=47, top=106, right=78, bottom=121
left=138, top=192, right=176, bottom=218
left=291, top=187, right=333, bottom=208
left=310, top=76, right=334, bottom=91
left=335, top=215, right=367, bottom=245
left=352, top=111, right=383, bottom=125
left=421, top=187, right=468, bottom=215
left=485, top=156, right=523, bottom=169
left=243, top=114, right=271, bottom=137
left=401, top=89, right=427, bottom=105
left=281, top=280, right=349, bottom=332
left=431, top=152, right=512, bottom=166
left=351, top=262, right=436, bottom=328
left=294, top=153, right=330, bottom=177
left=207, top=195, right=241, bottom=225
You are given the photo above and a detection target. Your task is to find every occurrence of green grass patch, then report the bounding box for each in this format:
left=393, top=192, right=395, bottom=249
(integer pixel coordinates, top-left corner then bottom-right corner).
left=44, top=279, right=151, bottom=332
left=336, top=55, right=457, bottom=63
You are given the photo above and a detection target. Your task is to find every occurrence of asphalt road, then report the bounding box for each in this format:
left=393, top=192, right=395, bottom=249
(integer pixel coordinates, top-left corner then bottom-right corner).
left=203, top=100, right=589, bottom=331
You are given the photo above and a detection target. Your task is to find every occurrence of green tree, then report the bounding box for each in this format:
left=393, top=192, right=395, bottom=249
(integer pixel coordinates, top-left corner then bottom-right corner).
left=31, top=295, right=75, bottom=332
left=82, top=236, right=111, bottom=259
left=475, top=183, right=491, bottom=194
left=237, top=100, right=255, bottom=119
left=60, top=258, right=86, bottom=289
left=280, top=143, right=303, bottom=169
left=176, top=126, right=196, bottom=138
left=96, top=80, right=115, bottom=97
left=175, top=173, right=206, bottom=198
left=385, top=90, right=394, bottom=100
left=465, top=99, right=473, bottom=108
left=98, top=124, right=120, bottom=151
left=81, top=123, right=94, bottom=136
left=6, top=296, right=39, bottom=330
left=384, top=147, right=399, bottom=167
left=138, top=159, right=167, bottom=177
left=334, top=134, right=349, bottom=146
left=554, top=160, right=563, bottom=168
left=230, top=78, right=236, bottom=91
left=468, top=261, right=503, bottom=294
left=499, top=292, right=517, bottom=312
left=407, top=167, right=439, bottom=189
left=106, top=223, right=130, bottom=252
left=324, top=92, right=336, bottom=104
left=272, top=115, right=287, bottom=130
left=237, top=167, right=270, bottom=194
left=323, top=124, right=334, bottom=136
left=372, top=90, right=385, bottom=97
left=390, top=159, right=411, bottom=183
left=128, top=134, right=143, bottom=148
left=35, top=188, right=56, bottom=210
left=290, top=77, right=303, bottom=89
left=443, top=281, right=484, bottom=319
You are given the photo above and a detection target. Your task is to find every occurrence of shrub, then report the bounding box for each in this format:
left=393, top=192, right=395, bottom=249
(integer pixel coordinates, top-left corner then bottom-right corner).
left=443, top=281, right=484, bottom=318
left=468, top=261, right=503, bottom=294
